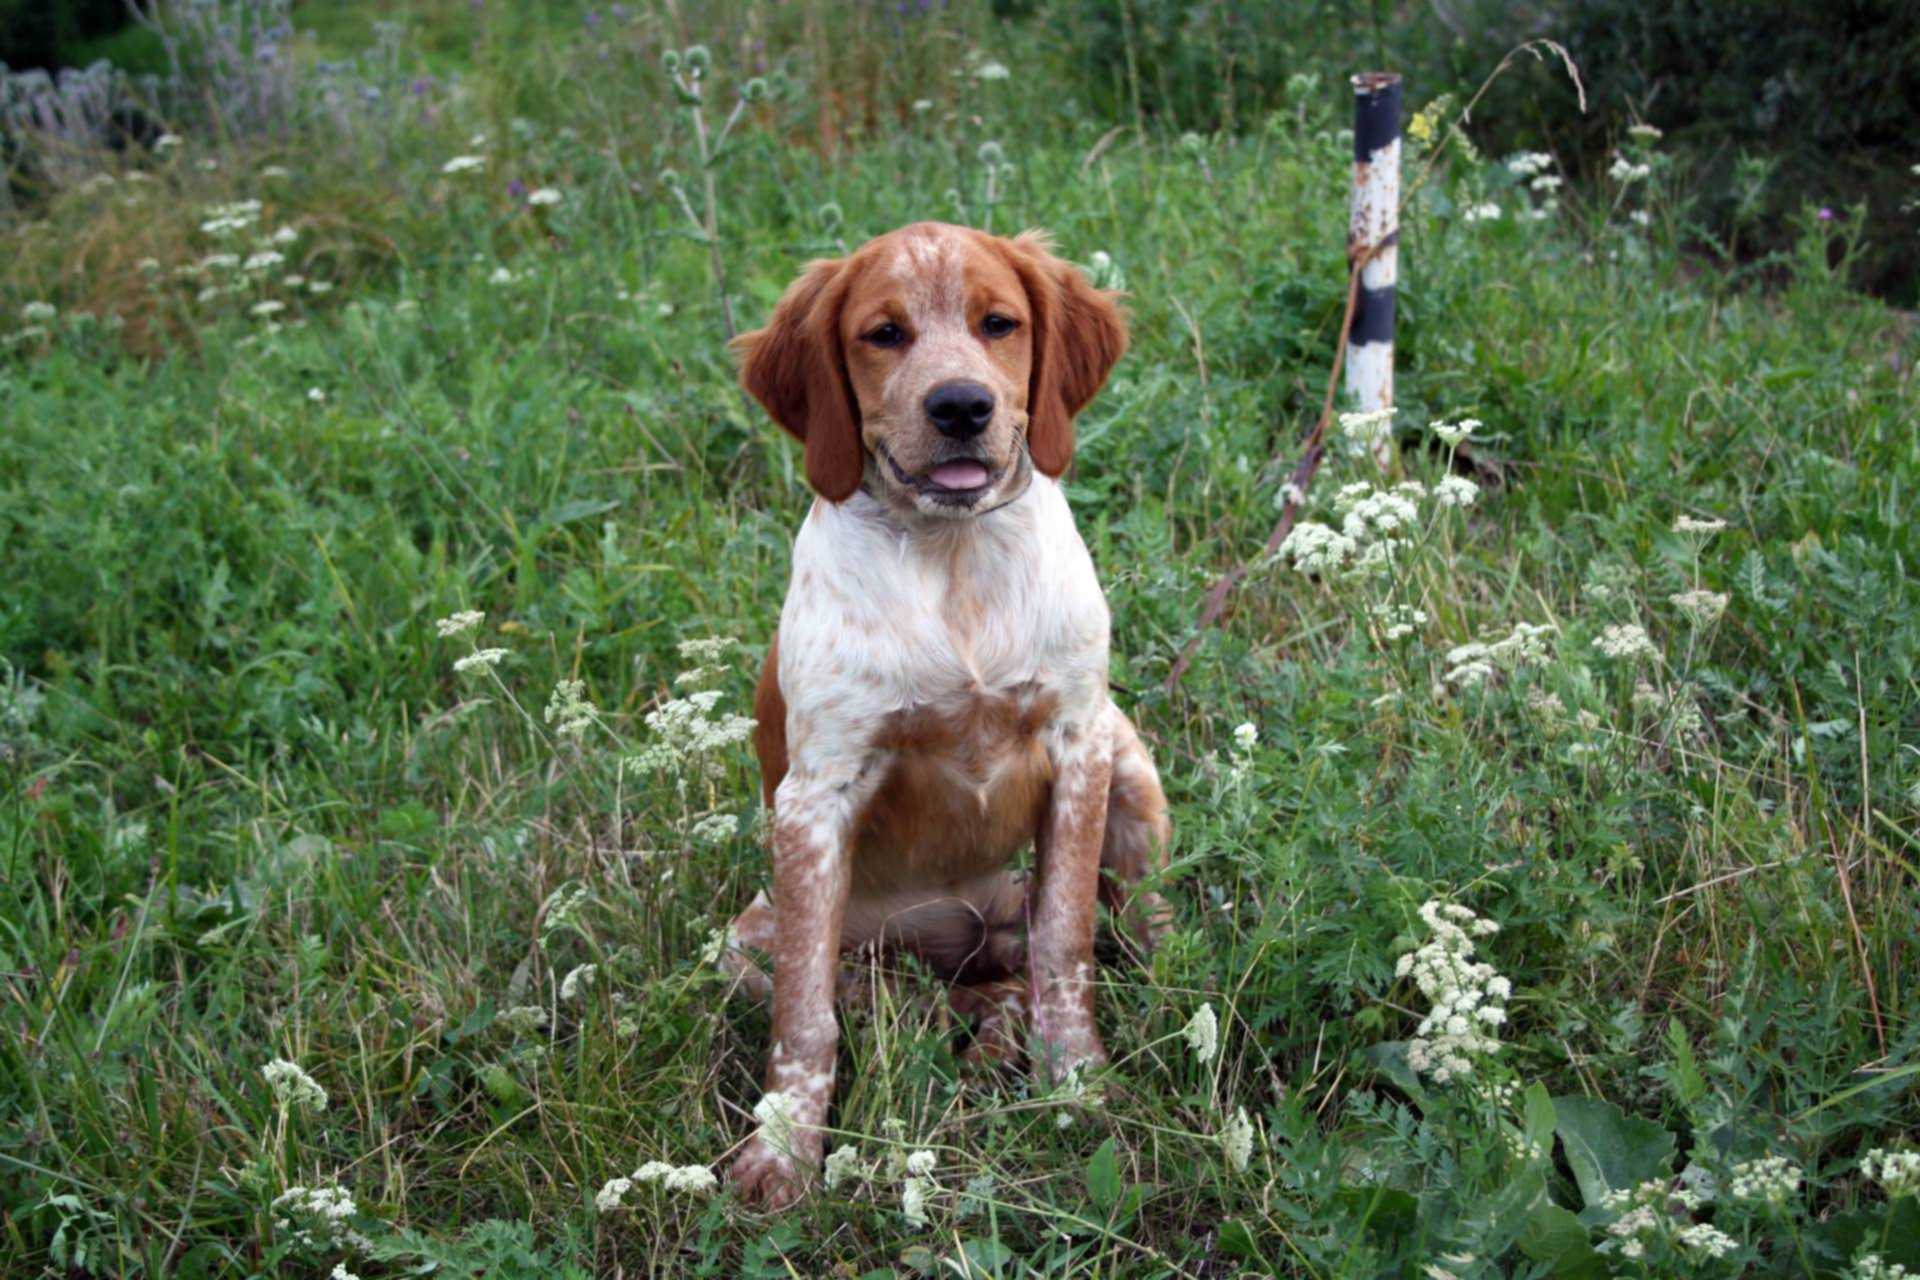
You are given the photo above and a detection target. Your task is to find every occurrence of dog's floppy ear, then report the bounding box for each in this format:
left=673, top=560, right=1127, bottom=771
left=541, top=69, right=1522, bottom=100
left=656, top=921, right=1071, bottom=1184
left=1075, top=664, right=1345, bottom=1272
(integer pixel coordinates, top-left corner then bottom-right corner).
left=1007, top=231, right=1128, bottom=479
left=732, top=257, right=863, bottom=502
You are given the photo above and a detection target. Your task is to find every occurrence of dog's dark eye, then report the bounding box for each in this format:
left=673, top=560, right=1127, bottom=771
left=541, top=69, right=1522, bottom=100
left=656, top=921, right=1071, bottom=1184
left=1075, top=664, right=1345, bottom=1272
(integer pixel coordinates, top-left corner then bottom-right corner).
left=982, top=313, right=1019, bottom=338
left=864, top=322, right=906, bottom=348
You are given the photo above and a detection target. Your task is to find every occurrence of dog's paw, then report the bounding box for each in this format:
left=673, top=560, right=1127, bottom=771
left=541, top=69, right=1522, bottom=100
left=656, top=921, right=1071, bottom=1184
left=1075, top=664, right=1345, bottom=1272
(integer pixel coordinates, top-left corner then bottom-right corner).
left=728, top=1136, right=808, bottom=1210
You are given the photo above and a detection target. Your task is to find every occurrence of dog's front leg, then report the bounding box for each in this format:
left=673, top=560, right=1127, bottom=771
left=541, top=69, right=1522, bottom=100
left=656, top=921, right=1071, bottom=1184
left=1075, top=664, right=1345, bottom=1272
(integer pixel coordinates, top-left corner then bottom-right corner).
left=1028, top=715, right=1114, bottom=1080
left=728, top=767, right=862, bottom=1209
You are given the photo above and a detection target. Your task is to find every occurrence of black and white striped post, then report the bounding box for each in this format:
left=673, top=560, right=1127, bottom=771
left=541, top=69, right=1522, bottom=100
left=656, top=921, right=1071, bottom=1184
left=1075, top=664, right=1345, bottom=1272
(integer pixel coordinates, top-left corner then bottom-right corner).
left=1347, top=71, right=1401, bottom=471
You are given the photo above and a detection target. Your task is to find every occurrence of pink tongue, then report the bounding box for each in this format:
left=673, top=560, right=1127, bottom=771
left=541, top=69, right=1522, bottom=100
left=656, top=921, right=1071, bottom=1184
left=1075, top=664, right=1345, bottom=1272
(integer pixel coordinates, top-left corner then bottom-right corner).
left=928, top=460, right=990, bottom=490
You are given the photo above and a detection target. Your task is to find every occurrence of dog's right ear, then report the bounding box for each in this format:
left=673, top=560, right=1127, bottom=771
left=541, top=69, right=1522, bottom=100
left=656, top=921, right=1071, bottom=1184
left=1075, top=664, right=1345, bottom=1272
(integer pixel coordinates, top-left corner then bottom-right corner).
left=732, top=258, right=864, bottom=502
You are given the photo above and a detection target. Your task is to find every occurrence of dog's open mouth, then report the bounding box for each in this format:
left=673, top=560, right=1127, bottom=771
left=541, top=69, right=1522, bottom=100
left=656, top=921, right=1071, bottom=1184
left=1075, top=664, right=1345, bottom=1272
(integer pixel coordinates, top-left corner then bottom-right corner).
left=880, top=445, right=999, bottom=503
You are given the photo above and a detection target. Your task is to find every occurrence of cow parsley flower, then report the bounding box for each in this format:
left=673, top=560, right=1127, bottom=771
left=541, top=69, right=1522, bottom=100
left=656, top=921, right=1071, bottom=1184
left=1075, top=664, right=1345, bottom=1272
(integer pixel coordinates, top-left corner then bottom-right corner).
left=824, top=1145, right=867, bottom=1190
left=1529, top=174, right=1562, bottom=193
left=1608, top=155, right=1652, bottom=183
left=1434, top=475, right=1479, bottom=508
left=973, top=61, right=1010, bottom=81
left=331, top=1266, right=360, bottom=1280
left=1595, top=624, right=1657, bottom=661
left=453, top=647, right=508, bottom=675
left=1395, top=900, right=1509, bottom=1084
left=1507, top=151, right=1552, bottom=177
left=272, top=1183, right=363, bottom=1249
left=1677, top=1223, right=1738, bottom=1259
left=901, top=1174, right=931, bottom=1224
left=307, top=387, right=326, bottom=404
left=1232, top=723, right=1257, bottom=752
left=905, top=1149, right=937, bottom=1176
left=1729, top=1155, right=1801, bottom=1206
left=1670, top=589, right=1729, bottom=627
left=527, top=187, right=563, bottom=206
left=244, top=250, right=284, bottom=272
left=1673, top=515, right=1727, bottom=535
left=262, top=1058, right=328, bottom=1112
left=442, top=154, right=486, bottom=174
left=1277, top=521, right=1356, bottom=574
left=436, top=610, right=483, bottom=637
left=1462, top=201, right=1501, bottom=223
left=1855, top=1254, right=1918, bottom=1280
left=1863, top=1148, right=1920, bottom=1199
left=1338, top=407, right=1395, bottom=446
left=250, top=300, right=286, bottom=318
left=1221, top=1107, right=1255, bottom=1171
left=21, top=301, right=57, bottom=323
left=1184, top=1003, right=1219, bottom=1064
left=1628, top=123, right=1663, bottom=140
left=543, top=679, right=596, bottom=736
left=688, top=813, right=738, bottom=843
left=498, top=1005, right=547, bottom=1034
left=595, top=1176, right=631, bottom=1211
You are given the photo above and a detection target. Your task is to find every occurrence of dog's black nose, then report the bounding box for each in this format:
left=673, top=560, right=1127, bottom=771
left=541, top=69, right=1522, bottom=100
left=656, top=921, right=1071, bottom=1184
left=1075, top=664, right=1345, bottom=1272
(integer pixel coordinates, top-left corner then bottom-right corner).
left=924, top=380, right=995, bottom=439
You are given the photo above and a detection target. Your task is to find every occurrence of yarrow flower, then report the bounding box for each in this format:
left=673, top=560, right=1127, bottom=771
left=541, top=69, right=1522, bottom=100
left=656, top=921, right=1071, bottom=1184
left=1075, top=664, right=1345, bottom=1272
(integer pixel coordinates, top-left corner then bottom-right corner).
left=1595, top=624, right=1658, bottom=661
left=453, top=647, right=509, bottom=675
left=1608, top=155, right=1652, bottom=183
left=1729, top=1155, right=1802, bottom=1206
left=594, top=1176, right=631, bottom=1211
left=1507, top=151, right=1553, bottom=177
left=262, top=1058, right=328, bottom=1111
left=1184, top=1003, right=1219, bottom=1064
left=526, top=187, right=563, bottom=206
left=442, top=154, right=486, bottom=174
left=824, top=1144, right=868, bottom=1190
left=1277, top=521, right=1357, bottom=575
left=688, top=812, right=738, bottom=843
left=435, top=610, right=483, bottom=637
left=1394, top=900, right=1509, bottom=1084
left=272, top=1183, right=364, bottom=1250
left=1462, top=201, right=1501, bottom=223
left=21, top=301, right=57, bottom=323
left=973, top=61, right=1010, bottom=81
left=1855, top=1254, right=1918, bottom=1280
left=1676, top=1223, right=1738, bottom=1259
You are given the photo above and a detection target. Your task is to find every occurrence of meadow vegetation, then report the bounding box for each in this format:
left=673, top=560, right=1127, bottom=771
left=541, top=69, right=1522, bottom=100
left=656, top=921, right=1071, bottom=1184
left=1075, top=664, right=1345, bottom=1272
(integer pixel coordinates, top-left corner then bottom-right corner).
left=3, top=2, right=1918, bottom=1276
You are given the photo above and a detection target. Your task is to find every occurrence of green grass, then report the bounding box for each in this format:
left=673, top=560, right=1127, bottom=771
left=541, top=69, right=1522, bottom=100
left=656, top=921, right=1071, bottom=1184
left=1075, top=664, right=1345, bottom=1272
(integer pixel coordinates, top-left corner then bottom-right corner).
left=3, top=4, right=1919, bottom=1277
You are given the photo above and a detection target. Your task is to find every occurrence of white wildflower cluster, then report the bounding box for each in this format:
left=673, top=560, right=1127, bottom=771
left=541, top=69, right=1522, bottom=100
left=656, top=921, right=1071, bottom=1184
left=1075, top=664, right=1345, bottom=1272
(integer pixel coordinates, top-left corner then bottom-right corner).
left=678, top=636, right=738, bottom=664
left=1673, top=515, right=1728, bottom=535
left=272, top=1183, right=364, bottom=1251
left=1629, top=123, right=1664, bottom=141
left=1430, top=418, right=1479, bottom=446
left=559, top=963, right=597, bottom=1001
left=200, top=198, right=262, bottom=236
left=1669, top=589, right=1730, bottom=627
left=596, top=1160, right=720, bottom=1210
left=1442, top=622, right=1556, bottom=689
left=1395, top=900, right=1510, bottom=1084
left=1220, top=1107, right=1255, bottom=1171
left=1855, top=1254, right=1917, bottom=1280
left=1462, top=202, right=1501, bottom=223
left=1863, top=1148, right=1920, bottom=1199
left=527, top=187, right=563, bottom=207
left=1595, top=1179, right=1669, bottom=1259
left=1507, top=152, right=1553, bottom=177
left=1434, top=475, right=1479, bottom=508
left=631, top=689, right=755, bottom=768
left=453, top=648, right=509, bottom=676
left=441, top=154, right=486, bottom=174
left=1276, top=521, right=1357, bottom=575
left=1728, top=1155, right=1802, bottom=1206
left=1184, top=1003, right=1219, bottom=1064
left=753, top=1090, right=800, bottom=1157
left=1374, top=603, right=1429, bottom=641
left=901, top=1148, right=939, bottom=1225
left=543, top=678, right=596, bottom=736
left=1632, top=680, right=1704, bottom=735
left=1231, top=722, right=1258, bottom=753
left=1608, top=154, right=1652, bottom=183
left=1338, top=407, right=1395, bottom=447
left=262, top=1059, right=328, bottom=1112
left=823, top=1144, right=868, bottom=1190
left=688, top=812, right=738, bottom=844
left=498, top=1005, right=547, bottom=1035
left=435, top=611, right=483, bottom=637
left=1531, top=174, right=1563, bottom=193
left=21, top=300, right=58, bottom=323
left=1675, top=1223, right=1738, bottom=1259
left=1595, top=623, right=1658, bottom=661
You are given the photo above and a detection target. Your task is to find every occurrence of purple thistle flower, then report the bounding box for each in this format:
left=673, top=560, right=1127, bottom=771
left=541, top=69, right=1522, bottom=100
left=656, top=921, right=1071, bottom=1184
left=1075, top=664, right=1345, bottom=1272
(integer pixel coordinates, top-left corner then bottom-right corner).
left=507, top=179, right=527, bottom=200
left=1816, top=206, right=1835, bottom=221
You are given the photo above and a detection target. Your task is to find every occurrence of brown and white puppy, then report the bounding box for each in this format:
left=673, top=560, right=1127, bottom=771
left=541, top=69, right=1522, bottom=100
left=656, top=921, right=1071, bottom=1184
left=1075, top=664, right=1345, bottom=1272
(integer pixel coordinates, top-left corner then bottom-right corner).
left=723, top=221, right=1170, bottom=1209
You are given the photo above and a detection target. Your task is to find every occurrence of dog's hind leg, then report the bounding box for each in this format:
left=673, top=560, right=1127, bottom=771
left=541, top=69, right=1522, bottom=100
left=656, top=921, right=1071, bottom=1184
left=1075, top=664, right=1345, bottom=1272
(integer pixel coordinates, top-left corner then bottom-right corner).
left=1098, top=705, right=1173, bottom=959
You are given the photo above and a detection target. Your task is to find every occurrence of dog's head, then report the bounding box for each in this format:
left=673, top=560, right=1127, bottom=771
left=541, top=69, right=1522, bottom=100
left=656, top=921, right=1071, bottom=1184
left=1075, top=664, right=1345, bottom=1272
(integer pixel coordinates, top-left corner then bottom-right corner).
left=735, top=222, right=1127, bottom=517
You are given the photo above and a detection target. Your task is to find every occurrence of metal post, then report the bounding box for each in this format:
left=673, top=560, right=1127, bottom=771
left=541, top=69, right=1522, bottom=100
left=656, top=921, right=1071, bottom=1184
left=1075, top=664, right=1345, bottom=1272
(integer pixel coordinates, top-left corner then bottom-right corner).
left=1347, top=71, right=1401, bottom=471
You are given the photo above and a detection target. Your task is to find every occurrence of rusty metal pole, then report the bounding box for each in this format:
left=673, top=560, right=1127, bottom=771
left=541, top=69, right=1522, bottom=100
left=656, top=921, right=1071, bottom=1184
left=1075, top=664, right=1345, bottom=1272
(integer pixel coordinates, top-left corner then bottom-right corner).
left=1347, top=71, right=1401, bottom=471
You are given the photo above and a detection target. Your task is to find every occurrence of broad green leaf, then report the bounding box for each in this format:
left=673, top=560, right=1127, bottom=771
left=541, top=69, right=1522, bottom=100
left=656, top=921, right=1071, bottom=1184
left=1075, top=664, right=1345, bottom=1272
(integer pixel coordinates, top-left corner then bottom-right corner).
left=1517, top=1203, right=1605, bottom=1279
left=1086, top=1137, right=1121, bottom=1210
left=1552, top=1097, right=1676, bottom=1211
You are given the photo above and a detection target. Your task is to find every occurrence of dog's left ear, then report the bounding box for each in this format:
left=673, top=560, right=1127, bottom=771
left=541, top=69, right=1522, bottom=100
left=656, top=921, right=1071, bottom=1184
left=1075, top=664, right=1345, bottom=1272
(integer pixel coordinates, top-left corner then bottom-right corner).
left=1006, top=231, right=1128, bottom=479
